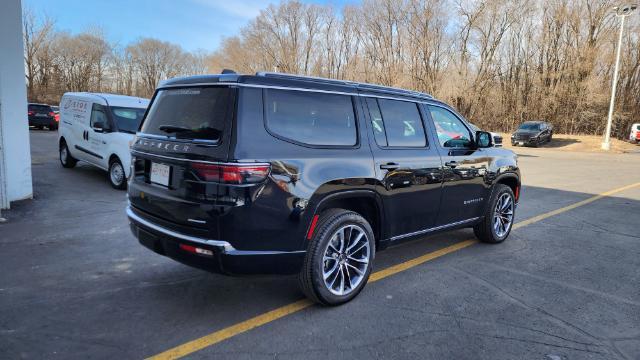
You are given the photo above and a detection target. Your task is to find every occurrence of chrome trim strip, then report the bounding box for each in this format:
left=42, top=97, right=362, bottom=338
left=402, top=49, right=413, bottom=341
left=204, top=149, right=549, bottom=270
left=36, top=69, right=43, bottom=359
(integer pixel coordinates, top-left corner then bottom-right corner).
left=130, top=149, right=271, bottom=166
left=135, top=132, right=219, bottom=144
left=156, top=82, right=434, bottom=102
left=127, top=206, right=236, bottom=252
left=390, top=217, right=481, bottom=241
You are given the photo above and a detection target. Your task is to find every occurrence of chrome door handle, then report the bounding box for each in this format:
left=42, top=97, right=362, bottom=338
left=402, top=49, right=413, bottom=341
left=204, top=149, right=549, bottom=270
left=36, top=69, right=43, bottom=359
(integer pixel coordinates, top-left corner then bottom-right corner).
left=380, top=163, right=400, bottom=170
left=445, top=161, right=458, bottom=168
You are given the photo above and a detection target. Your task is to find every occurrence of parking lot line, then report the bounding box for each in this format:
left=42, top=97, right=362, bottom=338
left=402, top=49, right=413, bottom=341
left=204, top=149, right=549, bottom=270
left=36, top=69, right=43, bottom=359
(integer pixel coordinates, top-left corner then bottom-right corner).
left=147, top=181, right=640, bottom=360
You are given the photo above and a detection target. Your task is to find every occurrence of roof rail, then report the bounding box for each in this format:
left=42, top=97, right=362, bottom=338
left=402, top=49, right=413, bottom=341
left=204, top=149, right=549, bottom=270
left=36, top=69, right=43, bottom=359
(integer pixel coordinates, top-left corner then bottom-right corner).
left=255, top=72, right=356, bottom=86
left=255, top=71, right=433, bottom=99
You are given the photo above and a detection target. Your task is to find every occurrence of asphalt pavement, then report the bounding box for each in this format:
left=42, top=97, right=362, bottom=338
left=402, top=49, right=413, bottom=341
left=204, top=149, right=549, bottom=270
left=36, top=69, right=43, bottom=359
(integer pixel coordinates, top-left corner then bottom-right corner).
left=1, top=130, right=639, bottom=359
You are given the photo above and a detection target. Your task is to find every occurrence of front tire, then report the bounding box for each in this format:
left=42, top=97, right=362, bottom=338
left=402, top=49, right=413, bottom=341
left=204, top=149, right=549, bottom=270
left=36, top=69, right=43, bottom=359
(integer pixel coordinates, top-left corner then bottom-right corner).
left=108, top=158, right=127, bottom=190
left=299, top=209, right=375, bottom=306
left=473, top=184, right=515, bottom=244
left=59, top=141, right=77, bottom=168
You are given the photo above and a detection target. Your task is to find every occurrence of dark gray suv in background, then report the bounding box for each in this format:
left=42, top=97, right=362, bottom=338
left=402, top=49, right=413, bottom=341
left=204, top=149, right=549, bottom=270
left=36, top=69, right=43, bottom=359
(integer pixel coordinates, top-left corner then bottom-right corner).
left=127, top=71, right=521, bottom=305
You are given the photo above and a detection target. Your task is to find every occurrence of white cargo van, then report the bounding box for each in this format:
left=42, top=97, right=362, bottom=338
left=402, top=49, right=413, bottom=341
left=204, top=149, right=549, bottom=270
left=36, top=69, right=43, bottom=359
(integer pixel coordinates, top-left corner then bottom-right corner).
left=58, top=93, right=150, bottom=189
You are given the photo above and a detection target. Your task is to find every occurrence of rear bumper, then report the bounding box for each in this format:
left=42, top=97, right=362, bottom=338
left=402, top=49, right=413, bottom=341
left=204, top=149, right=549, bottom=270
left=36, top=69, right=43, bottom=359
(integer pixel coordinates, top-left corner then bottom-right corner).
left=127, top=206, right=305, bottom=275
left=29, top=117, right=56, bottom=126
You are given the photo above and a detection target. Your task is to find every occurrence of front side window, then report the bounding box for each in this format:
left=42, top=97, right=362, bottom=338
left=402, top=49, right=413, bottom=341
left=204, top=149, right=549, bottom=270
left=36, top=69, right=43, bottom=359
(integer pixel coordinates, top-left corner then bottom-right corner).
left=111, top=107, right=146, bottom=134
left=90, top=104, right=110, bottom=130
left=428, top=106, right=472, bottom=148
left=264, top=89, right=357, bottom=146
left=372, top=98, right=427, bottom=147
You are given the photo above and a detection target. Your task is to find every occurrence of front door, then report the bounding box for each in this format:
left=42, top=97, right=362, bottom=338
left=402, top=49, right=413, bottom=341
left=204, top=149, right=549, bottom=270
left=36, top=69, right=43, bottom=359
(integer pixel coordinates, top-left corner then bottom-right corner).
left=85, top=103, right=110, bottom=168
left=362, top=97, right=443, bottom=240
left=425, top=104, right=491, bottom=226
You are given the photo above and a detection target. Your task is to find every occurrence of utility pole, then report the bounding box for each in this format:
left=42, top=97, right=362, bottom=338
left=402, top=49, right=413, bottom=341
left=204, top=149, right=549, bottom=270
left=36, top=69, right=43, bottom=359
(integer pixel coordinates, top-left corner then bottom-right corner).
left=602, top=3, right=637, bottom=150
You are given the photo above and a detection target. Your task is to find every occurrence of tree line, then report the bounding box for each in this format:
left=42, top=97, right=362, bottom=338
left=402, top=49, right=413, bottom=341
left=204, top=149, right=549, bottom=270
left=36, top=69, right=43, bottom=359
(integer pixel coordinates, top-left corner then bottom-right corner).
left=210, top=0, right=640, bottom=137
left=24, top=1, right=640, bottom=137
left=23, top=8, right=209, bottom=104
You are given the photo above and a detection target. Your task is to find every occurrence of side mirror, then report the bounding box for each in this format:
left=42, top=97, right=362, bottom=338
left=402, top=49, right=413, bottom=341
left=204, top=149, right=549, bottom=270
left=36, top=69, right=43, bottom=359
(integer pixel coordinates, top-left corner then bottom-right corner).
left=93, top=121, right=105, bottom=133
left=475, top=131, right=492, bottom=148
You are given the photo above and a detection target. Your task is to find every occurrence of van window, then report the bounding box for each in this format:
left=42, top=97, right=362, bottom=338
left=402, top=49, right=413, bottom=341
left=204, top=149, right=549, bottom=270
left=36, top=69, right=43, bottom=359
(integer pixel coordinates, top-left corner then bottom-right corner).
left=264, top=89, right=357, bottom=146
left=428, top=106, right=472, bottom=148
left=111, top=107, right=146, bottom=134
left=141, top=87, right=233, bottom=141
left=90, top=104, right=110, bottom=130
left=372, top=98, right=427, bottom=147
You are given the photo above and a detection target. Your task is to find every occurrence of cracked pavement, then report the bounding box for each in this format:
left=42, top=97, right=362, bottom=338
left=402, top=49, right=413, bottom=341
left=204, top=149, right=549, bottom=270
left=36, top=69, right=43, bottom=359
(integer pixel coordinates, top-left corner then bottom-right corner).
left=1, top=131, right=639, bottom=359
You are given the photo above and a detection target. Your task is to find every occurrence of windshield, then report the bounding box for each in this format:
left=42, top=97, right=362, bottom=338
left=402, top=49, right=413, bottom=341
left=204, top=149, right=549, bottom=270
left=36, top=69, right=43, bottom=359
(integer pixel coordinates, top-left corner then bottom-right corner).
left=518, top=123, right=540, bottom=131
left=111, top=107, right=147, bottom=134
left=140, top=87, right=233, bottom=142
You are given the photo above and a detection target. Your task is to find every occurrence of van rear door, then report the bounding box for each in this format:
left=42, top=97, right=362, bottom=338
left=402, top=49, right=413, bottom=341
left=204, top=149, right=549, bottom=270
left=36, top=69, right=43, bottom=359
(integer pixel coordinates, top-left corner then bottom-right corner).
left=128, top=86, right=237, bottom=233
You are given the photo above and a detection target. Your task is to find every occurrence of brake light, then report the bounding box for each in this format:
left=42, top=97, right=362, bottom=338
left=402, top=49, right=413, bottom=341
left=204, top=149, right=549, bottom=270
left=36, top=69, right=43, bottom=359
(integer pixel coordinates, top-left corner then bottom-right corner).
left=48, top=111, right=55, bottom=117
left=28, top=111, right=34, bottom=116
left=191, top=163, right=270, bottom=184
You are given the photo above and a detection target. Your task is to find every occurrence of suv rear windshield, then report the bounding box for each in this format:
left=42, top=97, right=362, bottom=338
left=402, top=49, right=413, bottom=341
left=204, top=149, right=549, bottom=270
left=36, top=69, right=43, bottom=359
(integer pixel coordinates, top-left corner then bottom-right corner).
left=140, top=87, right=234, bottom=142
left=28, top=104, right=52, bottom=112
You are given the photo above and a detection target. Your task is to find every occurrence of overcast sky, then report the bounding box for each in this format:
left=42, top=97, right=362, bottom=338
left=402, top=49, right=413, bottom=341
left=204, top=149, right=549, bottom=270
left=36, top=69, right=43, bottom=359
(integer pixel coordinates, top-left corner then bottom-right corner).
left=23, top=0, right=357, bottom=52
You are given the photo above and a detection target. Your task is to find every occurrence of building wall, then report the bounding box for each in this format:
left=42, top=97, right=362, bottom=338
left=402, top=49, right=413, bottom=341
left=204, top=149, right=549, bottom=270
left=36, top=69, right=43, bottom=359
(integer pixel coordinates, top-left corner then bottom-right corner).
left=0, top=0, right=33, bottom=208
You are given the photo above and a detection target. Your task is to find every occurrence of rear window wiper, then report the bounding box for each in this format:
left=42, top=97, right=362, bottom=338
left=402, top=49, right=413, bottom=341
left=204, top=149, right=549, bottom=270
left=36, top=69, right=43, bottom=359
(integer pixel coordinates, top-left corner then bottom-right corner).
left=158, top=125, right=192, bottom=133
left=158, top=124, right=221, bottom=141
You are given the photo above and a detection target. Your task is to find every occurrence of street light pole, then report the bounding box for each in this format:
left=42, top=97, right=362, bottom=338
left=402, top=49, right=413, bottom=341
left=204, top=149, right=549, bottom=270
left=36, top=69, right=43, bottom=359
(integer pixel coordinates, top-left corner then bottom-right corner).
left=602, top=3, right=637, bottom=150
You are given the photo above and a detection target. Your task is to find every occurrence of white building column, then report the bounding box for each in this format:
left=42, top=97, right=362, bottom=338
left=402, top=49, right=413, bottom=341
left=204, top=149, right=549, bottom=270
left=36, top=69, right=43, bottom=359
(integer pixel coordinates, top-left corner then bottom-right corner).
left=0, top=0, right=33, bottom=209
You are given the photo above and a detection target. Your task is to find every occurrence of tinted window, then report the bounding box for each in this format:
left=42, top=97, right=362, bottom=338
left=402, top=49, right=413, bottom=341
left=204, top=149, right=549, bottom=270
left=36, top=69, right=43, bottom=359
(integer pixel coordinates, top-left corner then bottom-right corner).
left=428, top=106, right=472, bottom=148
left=90, top=104, right=110, bottom=130
left=111, top=107, right=146, bottom=134
left=141, top=87, right=233, bottom=141
left=265, top=89, right=357, bottom=146
left=365, top=98, right=388, bottom=146
left=519, top=123, right=541, bottom=131
left=28, top=104, right=51, bottom=113
left=375, top=99, right=426, bottom=147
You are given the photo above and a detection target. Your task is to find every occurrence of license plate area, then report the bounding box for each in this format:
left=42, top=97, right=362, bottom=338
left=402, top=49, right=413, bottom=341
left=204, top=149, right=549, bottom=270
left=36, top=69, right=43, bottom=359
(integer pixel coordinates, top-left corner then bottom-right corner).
left=150, top=162, right=171, bottom=187
left=517, top=141, right=524, bottom=145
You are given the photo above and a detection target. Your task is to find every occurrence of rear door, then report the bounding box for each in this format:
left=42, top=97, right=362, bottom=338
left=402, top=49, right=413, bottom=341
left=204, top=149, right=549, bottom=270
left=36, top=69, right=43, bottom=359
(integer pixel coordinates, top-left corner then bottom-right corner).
left=128, top=86, right=236, bottom=231
left=425, top=104, right=491, bottom=226
left=362, top=96, right=443, bottom=239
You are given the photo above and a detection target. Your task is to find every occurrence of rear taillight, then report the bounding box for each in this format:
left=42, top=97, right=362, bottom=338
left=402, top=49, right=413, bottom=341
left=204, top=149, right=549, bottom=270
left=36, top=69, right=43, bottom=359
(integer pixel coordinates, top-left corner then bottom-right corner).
left=48, top=111, right=55, bottom=117
left=28, top=111, right=34, bottom=116
left=191, top=163, right=270, bottom=184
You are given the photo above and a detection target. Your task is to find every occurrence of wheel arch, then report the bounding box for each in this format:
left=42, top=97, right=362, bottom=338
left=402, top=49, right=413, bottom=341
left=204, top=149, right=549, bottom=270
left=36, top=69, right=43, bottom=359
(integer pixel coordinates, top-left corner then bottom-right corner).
left=495, top=173, right=520, bottom=202
left=309, top=190, right=385, bottom=249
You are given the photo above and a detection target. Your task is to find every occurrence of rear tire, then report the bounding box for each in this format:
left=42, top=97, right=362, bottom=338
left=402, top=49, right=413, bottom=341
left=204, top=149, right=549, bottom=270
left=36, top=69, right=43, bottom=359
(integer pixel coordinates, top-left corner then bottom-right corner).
left=59, top=141, right=77, bottom=168
left=108, top=158, right=127, bottom=190
left=299, top=209, right=375, bottom=306
left=473, top=184, right=515, bottom=244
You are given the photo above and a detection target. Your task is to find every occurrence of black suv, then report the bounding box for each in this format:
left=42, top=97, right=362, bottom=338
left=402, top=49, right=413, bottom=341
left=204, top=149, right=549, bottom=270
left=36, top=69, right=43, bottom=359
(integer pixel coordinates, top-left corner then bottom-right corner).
left=127, top=72, right=520, bottom=305
left=28, top=103, right=58, bottom=130
left=511, top=121, right=553, bottom=147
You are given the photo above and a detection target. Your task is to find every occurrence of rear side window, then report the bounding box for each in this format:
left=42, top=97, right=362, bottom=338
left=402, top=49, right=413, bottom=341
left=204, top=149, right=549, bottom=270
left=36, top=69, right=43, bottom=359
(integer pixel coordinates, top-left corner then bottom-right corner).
left=366, top=98, right=427, bottom=147
left=141, top=87, right=233, bottom=142
left=264, top=89, right=357, bottom=146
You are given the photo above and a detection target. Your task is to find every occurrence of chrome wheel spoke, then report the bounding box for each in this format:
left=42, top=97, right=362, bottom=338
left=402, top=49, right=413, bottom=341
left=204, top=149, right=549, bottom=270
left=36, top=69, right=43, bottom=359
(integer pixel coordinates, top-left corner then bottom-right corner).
left=346, top=232, right=364, bottom=252
left=338, top=266, right=346, bottom=295
left=346, top=262, right=364, bottom=276
left=347, top=255, right=368, bottom=264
